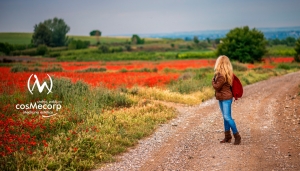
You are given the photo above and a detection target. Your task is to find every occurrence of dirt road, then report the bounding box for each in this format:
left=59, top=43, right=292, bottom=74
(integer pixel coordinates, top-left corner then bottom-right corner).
left=98, top=71, right=300, bottom=171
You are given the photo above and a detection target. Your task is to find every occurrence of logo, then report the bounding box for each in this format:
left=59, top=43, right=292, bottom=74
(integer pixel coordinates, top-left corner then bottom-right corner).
left=27, top=74, right=53, bottom=94
left=17, top=74, right=62, bottom=118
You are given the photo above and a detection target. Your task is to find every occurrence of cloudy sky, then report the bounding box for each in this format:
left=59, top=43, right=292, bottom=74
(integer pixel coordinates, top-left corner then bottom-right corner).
left=0, top=0, right=299, bottom=36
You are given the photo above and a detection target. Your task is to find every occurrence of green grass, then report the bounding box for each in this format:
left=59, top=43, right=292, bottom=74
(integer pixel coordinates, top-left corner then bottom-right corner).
left=0, top=32, right=33, bottom=44
left=57, top=50, right=177, bottom=61
left=267, top=45, right=296, bottom=56
left=55, top=48, right=217, bottom=61
left=69, top=35, right=130, bottom=44
left=0, top=32, right=162, bottom=45
left=0, top=32, right=130, bottom=45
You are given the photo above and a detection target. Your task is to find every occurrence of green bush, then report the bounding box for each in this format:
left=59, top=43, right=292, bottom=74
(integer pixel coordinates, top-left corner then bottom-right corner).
left=98, top=45, right=110, bottom=53
left=68, top=40, right=90, bottom=50
left=13, top=44, right=31, bottom=51
left=295, top=38, right=300, bottom=62
left=277, top=63, right=300, bottom=70
left=11, top=48, right=37, bottom=56
left=98, top=45, right=123, bottom=53
left=36, top=45, right=48, bottom=56
left=217, top=26, right=267, bottom=63
left=10, top=64, right=29, bottom=72
left=0, top=42, right=14, bottom=55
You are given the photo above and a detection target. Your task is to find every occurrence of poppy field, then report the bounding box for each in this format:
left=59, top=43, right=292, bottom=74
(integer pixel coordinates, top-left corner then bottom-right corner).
left=0, top=57, right=299, bottom=170
left=0, top=57, right=295, bottom=91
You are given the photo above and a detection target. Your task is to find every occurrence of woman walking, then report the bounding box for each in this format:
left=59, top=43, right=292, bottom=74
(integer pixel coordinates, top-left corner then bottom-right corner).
left=212, top=55, right=241, bottom=145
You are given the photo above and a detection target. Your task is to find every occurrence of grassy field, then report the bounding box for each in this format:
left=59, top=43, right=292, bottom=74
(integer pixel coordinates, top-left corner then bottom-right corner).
left=267, top=45, right=296, bottom=57
left=0, top=32, right=33, bottom=45
left=0, top=32, right=162, bottom=45
left=54, top=49, right=216, bottom=61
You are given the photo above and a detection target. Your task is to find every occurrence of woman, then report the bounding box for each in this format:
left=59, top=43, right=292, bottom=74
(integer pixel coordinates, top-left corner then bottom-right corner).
left=212, top=55, right=241, bottom=145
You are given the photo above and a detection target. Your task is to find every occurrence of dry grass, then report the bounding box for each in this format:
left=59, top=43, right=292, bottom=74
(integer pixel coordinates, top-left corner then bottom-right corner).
left=136, top=87, right=215, bottom=105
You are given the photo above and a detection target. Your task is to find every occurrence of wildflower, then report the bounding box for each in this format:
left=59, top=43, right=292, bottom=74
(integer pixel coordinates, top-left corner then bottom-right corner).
left=42, top=140, right=48, bottom=147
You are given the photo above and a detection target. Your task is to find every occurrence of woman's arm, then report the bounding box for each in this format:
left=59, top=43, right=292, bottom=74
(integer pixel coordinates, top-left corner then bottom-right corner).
left=212, top=74, right=225, bottom=91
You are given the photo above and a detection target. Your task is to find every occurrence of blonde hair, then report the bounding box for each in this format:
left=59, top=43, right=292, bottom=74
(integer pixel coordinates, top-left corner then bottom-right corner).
left=214, top=55, right=233, bottom=85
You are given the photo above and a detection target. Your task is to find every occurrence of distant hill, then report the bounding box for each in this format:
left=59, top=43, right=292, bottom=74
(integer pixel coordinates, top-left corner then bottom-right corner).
left=137, top=26, right=300, bottom=40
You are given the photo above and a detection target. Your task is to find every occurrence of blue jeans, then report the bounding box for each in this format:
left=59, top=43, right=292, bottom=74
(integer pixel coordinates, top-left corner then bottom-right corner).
left=218, top=99, right=238, bottom=134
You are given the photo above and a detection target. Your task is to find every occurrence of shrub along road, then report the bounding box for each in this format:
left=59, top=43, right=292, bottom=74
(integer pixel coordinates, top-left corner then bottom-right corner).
left=97, top=71, right=300, bottom=171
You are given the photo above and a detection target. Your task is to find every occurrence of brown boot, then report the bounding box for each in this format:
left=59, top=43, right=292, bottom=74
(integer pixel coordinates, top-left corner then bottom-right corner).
left=220, top=130, right=232, bottom=143
left=233, top=132, right=241, bottom=145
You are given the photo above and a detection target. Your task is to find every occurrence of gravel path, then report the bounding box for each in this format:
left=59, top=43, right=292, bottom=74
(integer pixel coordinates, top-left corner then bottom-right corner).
left=96, top=71, right=300, bottom=171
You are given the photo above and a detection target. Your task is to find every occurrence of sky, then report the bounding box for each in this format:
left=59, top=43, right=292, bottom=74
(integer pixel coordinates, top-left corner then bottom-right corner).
left=0, top=0, right=299, bottom=36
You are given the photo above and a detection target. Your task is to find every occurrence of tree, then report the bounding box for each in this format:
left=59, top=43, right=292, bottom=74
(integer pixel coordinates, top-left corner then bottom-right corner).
left=295, top=37, right=300, bottom=62
left=217, top=26, right=267, bottom=63
left=90, top=30, right=101, bottom=36
left=0, top=42, right=14, bottom=55
left=131, top=34, right=144, bottom=44
left=193, top=36, right=199, bottom=44
left=90, top=30, right=101, bottom=45
left=206, top=37, right=211, bottom=44
left=32, top=17, right=70, bottom=47
left=32, top=23, right=52, bottom=46
left=285, top=36, right=296, bottom=46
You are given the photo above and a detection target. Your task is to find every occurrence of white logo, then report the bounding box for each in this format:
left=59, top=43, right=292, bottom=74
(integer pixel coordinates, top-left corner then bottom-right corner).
left=27, top=74, right=53, bottom=94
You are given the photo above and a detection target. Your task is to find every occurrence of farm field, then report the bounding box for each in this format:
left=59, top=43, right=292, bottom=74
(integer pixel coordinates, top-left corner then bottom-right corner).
left=0, top=32, right=162, bottom=45
left=1, top=56, right=300, bottom=170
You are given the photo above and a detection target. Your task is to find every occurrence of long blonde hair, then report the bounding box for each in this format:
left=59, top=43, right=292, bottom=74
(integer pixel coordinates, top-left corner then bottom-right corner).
left=214, top=55, right=233, bottom=85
